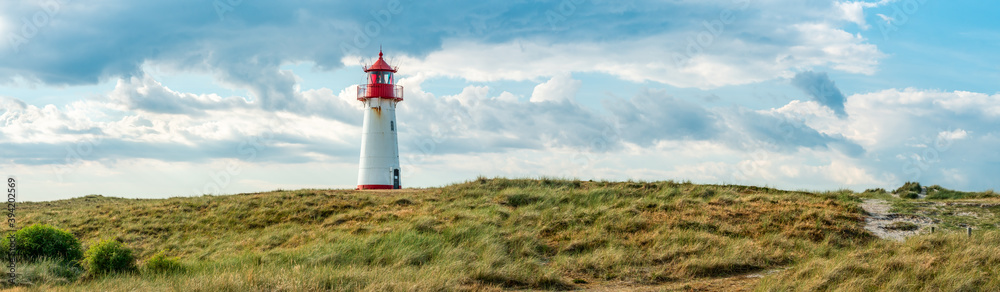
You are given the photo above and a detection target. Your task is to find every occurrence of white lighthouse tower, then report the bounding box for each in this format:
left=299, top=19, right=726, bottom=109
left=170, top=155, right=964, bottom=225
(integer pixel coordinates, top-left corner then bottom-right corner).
left=356, top=50, right=403, bottom=190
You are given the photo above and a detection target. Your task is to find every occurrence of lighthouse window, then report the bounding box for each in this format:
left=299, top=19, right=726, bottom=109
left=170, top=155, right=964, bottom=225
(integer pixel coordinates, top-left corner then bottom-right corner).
left=390, top=121, right=395, bottom=131
left=372, top=72, right=388, bottom=84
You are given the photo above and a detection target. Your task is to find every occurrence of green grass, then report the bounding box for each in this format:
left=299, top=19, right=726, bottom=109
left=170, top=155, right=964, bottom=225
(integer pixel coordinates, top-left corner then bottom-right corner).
left=1, top=178, right=995, bottom=291
left=924, top=185, right=998, bottom=200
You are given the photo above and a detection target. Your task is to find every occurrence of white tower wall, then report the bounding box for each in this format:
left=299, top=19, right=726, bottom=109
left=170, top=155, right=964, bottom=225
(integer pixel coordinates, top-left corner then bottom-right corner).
left=357, top=97, right=401, bottom=189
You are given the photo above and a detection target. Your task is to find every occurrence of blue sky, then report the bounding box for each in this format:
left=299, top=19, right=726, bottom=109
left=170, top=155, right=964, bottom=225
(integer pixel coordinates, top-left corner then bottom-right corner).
left=1, top=0, right=998, bottom=201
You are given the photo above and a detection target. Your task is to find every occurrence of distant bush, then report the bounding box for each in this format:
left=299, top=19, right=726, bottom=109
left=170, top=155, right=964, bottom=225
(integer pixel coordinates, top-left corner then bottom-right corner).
left=0, top=224, right=83, bottom=263
left=862, top=188, right=887, bottom=194
left=894, top=182, right=922, bottom=199
left=144, top=251, right=184, bottom=274
left=926, top=187, right=999, bottom=200
left=83, top=239, right=135, bottom=275
left=894, top=182, right=922, bottom=194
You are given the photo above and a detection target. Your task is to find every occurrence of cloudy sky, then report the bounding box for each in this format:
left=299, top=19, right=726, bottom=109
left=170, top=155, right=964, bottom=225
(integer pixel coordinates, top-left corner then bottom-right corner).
left=2, top=0, right=998, bottom=201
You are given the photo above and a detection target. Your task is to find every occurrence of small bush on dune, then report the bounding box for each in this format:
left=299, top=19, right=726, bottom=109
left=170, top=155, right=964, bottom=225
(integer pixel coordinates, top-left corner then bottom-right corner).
left=894, top=182, right=921, bottom=195
left=83, top=239, right=135, bottom=275
left=863, top=188, right=887, bottom=194
left=895, top=181, right=922, bottom=198
left=0, top=224, right=83, bottom=263
left=144, top=251, right=184, bottom=274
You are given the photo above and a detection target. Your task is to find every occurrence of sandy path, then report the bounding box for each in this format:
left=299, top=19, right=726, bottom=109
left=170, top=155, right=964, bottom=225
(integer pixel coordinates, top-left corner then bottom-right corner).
left=860, top=199, right=936, bottom=241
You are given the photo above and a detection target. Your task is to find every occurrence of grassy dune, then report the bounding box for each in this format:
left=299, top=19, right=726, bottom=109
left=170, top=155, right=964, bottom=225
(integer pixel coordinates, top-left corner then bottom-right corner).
left=3, top=178, right=997, bottom=291
left=758, top=232, right=1000, bottom=291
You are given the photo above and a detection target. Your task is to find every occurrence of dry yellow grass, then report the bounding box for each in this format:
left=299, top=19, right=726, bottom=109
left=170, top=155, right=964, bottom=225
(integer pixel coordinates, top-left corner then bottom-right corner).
left=6, top=178, right=982, bottom=291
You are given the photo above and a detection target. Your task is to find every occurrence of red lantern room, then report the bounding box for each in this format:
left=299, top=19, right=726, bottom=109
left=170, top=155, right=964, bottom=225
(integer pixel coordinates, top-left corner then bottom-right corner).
left=357, top=51, right=403, bottom=101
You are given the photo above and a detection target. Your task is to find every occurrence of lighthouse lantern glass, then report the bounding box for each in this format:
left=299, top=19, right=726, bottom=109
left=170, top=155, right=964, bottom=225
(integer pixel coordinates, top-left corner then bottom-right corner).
left=370, top=72, right=393, bottom=84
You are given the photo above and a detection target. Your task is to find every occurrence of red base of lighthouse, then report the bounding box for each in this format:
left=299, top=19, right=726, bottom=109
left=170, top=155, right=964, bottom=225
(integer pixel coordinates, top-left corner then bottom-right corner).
left=356, top=184, right=396, bottom=190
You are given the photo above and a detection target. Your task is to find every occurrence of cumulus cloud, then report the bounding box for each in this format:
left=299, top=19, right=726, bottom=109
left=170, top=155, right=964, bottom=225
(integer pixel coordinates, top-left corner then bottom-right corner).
left=398, top=81, right=612, bottom=155
left=1, top=0, right=885, bottom=93
left=395, top=22, right=884, bottom=89
left=109, top=74, right=252, bottom=115
left=6, top=69, right=1000, bottom=197
left=835, top=0, right=894, bottom=29
left=5, top=71, right=870, bottom=170
left=529, top=73, right=581, bottom=103
left=3, top=71, right=873, bottom=181
left=772, top=88, right=1000, bottom=190
left=0, top=76, right=363, bottom=167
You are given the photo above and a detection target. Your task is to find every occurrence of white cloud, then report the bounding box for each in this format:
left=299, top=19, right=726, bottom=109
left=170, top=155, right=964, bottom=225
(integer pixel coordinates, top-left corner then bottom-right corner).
left=938, top=129, right=968, bottom=141
left=1, top=72, right=365, bottom=169
left=6, top=1, right=890, bottom=93
left=835, top=1, right=894, bottom=29
left=877, top=13, right=894, bottom=24
left=786, top=23, right=884, bottom=74
left=837, top=1, right=872, bottom=28
left=391, top=21, right=884, bottom=90
left=0, top=99, right=97, bottom=144
left=530, top=73, right=581, bottom=103
left=935, top=91, right=1000, bottom=117
left=6, top=70, right=1000, bottom=199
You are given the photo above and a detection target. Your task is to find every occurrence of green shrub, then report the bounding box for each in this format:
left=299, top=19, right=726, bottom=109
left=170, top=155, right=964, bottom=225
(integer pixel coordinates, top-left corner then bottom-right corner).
left=144, top=251, right=184, bottom=274
left=894, top=182, right=921, bottom=195
left=862, top=188, right=887, bottom=194
left=83, top=239, right=135, bottom=275
left=0, top=224, right=83, bottom=263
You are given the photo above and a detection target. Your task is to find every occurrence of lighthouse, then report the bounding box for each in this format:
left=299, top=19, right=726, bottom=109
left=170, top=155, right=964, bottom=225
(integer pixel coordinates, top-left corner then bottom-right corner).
left=356, top=50, right=403, bottom=190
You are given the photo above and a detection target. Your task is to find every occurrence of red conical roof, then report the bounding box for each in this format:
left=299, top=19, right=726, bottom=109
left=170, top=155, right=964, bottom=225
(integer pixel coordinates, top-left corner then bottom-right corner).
left=364, top=50, right=397, bottom=72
